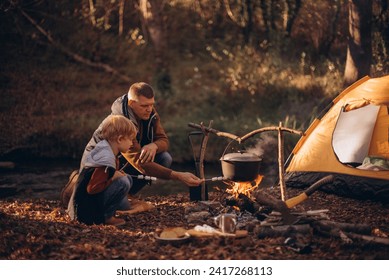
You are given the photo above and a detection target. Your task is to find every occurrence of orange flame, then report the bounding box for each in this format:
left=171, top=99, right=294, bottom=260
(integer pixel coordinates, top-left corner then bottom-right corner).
left=226, top=175, right=263, bottom=198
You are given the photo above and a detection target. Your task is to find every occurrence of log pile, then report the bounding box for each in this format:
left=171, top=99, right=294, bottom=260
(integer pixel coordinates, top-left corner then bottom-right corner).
left=188, top=191, right=389, bottom=252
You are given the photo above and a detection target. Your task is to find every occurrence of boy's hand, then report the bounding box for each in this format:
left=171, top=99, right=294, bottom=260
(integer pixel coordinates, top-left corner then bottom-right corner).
left=112, top=170, right=126, bottom=180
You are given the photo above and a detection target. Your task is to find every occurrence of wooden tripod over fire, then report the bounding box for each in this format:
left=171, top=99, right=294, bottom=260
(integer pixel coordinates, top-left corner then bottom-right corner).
left=188, top=122, right=304, bottom=201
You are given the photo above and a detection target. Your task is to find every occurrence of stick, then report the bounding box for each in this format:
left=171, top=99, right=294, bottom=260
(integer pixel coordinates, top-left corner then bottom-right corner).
left=313, top=220, right=372, bottom=235
left=256, top=224, right=312, bottom=238
left=188, top=123, right=303, bottom=143
left=346, top=232, right=389, bottom=246
left=278, top=122, right=286, bottom=201
left=188, top=123, right=239, bottom=142
left=199, top=121, right=212, bottom=200
left=240, top=126, right=303, bottom=142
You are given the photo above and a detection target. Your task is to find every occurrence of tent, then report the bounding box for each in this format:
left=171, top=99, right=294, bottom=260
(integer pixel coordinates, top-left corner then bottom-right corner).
left=284, top=75, right=389, bottom=202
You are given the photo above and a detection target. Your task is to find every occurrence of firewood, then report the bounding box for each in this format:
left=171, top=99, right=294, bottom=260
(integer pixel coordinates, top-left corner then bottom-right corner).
left=255, top=224, right=312, bottom=238
left=345, top=232, right=389, bottom=246
left=313, top=220, right=372, bottom=235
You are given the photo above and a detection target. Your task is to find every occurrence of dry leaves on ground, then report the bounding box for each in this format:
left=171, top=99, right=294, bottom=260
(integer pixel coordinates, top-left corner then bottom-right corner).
left=1, top=188, right=389, bottom=260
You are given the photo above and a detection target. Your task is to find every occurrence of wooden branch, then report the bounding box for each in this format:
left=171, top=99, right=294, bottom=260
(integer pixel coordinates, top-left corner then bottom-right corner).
left=313, top=220, right=372, bottom=235
left=256, top=224, right=312, bottom=238
left=199, top=121, right=212, bottom=201
left=278, top=122, right=286, bottom=201
left=188, top=123, right=240, bottom=141
left=223, top=0, right=246, bottom=27
left=188, top=123, right=303, bottom=143
left=240, top=126, right=303, bottom=142
left=88, top=0, right=97, bottom=25
left=346, top=232, right=389, bottom=246
left=20, top=9, right=131, bottom=82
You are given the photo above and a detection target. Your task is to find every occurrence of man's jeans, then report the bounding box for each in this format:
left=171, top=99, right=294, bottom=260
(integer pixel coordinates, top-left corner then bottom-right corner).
left=120, top=151, right=173, bottom=195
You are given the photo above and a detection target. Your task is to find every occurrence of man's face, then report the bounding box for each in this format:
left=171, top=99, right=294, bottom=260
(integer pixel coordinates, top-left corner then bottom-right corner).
left=129, top=95, right=155, bottom=120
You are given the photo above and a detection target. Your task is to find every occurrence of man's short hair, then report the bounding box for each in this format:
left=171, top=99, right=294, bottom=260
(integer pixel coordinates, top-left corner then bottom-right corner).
left=128, top=82, right=154, bottom=101
left=101, top=115, right=136, bottom=141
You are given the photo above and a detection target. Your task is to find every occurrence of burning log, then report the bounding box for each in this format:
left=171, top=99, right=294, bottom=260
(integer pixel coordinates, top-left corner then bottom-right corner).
left=225, top=176, right=263, bottom=198
left=225, top=193, right=257, bottom=213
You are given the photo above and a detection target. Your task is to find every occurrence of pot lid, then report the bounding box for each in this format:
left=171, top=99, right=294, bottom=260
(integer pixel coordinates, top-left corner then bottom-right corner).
left=221, top=152, right=261, bottom=162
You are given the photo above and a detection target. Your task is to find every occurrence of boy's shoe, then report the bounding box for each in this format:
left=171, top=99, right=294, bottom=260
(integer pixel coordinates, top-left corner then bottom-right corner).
left=105, top=216, right=126, bottom=226
left=116, top=201, right=155, bottom=215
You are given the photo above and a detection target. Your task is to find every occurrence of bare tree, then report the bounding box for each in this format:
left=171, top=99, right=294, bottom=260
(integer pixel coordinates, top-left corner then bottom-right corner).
left=344, top=0, right=372, bottom=86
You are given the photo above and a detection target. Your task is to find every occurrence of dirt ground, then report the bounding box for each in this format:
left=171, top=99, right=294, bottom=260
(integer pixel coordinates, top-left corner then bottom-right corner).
left=1, top=183, right=389, bottom=260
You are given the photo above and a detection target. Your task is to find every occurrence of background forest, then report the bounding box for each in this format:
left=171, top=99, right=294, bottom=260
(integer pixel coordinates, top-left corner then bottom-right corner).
left=0, top=0, right=388, bottom=163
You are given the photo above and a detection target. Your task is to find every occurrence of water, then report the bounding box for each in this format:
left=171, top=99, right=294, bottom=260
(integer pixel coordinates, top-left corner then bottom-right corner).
left=0, top=159, right=227, bottom=200
left=0, top=158, right=278, bottom=200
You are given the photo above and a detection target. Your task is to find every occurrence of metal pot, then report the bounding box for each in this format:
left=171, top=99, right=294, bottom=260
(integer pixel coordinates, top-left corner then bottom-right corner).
left=220, top=151, right=262, bottom=182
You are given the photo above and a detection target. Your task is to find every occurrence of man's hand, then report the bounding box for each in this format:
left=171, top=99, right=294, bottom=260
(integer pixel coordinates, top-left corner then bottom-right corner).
left=171, top=171, right=204, bottom=186
left=139, top=143, right=158, bottom=163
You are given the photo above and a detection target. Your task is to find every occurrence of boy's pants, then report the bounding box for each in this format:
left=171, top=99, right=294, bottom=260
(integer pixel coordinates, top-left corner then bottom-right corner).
left=102, top=175, right=133, bottom=220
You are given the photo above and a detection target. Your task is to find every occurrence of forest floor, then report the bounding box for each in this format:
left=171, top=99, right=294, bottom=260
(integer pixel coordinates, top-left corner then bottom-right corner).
left=1, top=182, right=389, bottom=260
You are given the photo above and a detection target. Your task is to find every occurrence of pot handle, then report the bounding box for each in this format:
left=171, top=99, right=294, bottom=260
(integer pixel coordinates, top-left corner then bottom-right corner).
left=221, top=139, right=245, bottom=158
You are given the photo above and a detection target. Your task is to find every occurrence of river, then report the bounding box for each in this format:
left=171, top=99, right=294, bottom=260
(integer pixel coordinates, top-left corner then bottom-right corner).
left=0, top=158, right=278, bottom=201
left=0, top=159, right=228, bottom=200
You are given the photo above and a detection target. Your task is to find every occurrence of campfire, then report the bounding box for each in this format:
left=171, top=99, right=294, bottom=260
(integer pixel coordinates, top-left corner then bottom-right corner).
left=184, top=122, right=389, bottom=250
left=225, top=175, right=263, bottom=199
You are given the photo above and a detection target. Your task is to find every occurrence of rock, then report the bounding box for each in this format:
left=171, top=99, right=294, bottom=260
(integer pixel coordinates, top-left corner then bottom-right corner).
left=186, top=211, right=211, bottom=224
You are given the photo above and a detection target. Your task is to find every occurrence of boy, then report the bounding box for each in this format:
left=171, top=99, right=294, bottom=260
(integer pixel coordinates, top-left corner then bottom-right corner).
left=68, top=115, right=136, bottom=226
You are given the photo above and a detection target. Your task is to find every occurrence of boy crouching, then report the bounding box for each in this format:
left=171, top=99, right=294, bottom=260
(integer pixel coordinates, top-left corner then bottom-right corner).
left=68, top=115, right=136, bottom=226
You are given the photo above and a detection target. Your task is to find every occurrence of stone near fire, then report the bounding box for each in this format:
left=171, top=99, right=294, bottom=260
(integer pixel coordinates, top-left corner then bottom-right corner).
left=186, top=211, right=211, bottom=224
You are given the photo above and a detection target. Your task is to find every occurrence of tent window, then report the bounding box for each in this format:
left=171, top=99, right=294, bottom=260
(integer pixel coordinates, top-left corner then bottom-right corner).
left=332, top=105, right=380, bottom=165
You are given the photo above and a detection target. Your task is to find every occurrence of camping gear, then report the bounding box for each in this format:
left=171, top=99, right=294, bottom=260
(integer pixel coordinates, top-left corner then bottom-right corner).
left=154, top=229, right=191, bottom=245
left=254, top=191, right=299, bottom=224
left=285, top=175, right=334, bottom=208
left=285, top=75, right=389, bottom=201
left=220, top=151, right=262, bottom=182
left=186, top=226, right=248, bottom=238
left=214, top=213, right=237, bottom=234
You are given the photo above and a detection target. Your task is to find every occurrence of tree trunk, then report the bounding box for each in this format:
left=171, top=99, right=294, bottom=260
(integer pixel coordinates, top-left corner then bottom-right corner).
left=285, top=0, right=301, bottom=37
left=118, top=0, right=125, bottom=36
left=242, top=0, right=253, bottom=44
left=139, top=0, right=171, bottom=93
left=344, top=0, right=372, bottom=86
left=260, top=0, right=270, bottom=38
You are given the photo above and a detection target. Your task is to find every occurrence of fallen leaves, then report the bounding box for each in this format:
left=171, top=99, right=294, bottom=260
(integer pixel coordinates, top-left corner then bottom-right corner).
left=1, top=190, right=389, bottom=259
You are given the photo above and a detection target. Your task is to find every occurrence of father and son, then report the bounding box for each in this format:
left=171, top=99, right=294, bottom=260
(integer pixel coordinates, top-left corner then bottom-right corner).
left=66, top=82, right=203, bottom=226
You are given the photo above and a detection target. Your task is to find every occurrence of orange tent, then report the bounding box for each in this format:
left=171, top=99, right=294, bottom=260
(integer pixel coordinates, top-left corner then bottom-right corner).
left=285, top=75, right=389, bottom=201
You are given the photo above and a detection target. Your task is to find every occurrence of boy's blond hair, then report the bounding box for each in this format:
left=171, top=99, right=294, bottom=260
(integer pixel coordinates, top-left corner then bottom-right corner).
left=101, top=115, right=136, bottom=141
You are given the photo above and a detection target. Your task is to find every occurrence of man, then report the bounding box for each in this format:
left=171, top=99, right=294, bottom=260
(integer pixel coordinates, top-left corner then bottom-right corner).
left=80, top=82, right=202, bottom=195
